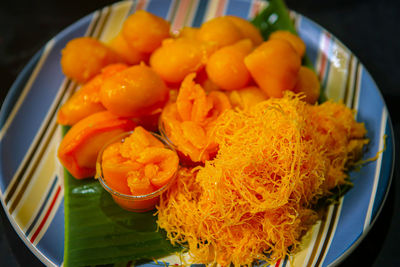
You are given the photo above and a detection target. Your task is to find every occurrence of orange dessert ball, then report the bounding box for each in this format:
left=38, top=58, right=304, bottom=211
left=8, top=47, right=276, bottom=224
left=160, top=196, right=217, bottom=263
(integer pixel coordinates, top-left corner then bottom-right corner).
left=109, top=32, right=149, bottom=65
left=150, top=38, right=215, bottom=84
left=244, top=39, right=301, bottom=98
left=206, top=39, right=253, bottom=90
left=61, top=37, right=122, bottom=83
left=226, top=15, right=264, bottom=46
left=57, top=63, right=128, bottom=126
left=197, top=16, right=243, bottom=48
left=100, top=64, right=169, bottom=117
left=176, top=27, right=199, bottom=39
left=122, top=10, right=170, bottom=54
left=269, top=30, right=306, bottom=57
left=293, top=66, right=321, bottom=104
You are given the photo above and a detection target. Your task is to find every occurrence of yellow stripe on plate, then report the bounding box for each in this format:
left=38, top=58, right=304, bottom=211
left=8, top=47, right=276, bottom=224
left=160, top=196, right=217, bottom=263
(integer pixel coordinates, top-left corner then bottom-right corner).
left=291, top=220, right=323, bottom=266
left=324, top=41, right=351, bottom=102
left=203, top=0, right=219, bottom=23
left=100, top=1, right=134, bottom=43
left=12, top=132, right=60, bottom=230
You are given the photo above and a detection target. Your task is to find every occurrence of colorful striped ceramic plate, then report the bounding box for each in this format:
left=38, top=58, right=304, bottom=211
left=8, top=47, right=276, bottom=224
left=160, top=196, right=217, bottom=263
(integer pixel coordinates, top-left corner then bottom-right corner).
left=0, top=0, right=394, bottom=266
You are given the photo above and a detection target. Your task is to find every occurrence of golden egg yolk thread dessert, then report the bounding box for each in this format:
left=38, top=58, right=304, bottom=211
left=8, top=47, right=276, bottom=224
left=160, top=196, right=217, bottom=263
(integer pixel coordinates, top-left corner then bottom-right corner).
left=156, top=93, right=368, bottom=266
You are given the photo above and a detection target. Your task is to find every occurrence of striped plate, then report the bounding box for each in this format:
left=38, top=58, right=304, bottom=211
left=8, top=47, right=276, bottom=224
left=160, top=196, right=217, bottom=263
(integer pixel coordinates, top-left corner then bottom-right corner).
left=0, top=0, right=394, bottom=266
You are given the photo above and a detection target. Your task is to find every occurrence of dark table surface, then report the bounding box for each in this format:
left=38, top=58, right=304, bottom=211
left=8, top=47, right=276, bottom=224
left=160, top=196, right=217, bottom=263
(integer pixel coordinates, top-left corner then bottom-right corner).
left=0, top=0, right=399, bottom=266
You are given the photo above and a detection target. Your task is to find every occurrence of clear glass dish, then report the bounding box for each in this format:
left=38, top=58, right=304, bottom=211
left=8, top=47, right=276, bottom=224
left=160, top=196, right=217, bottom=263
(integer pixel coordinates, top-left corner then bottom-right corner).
left=95, top=131, right=178, bottom=212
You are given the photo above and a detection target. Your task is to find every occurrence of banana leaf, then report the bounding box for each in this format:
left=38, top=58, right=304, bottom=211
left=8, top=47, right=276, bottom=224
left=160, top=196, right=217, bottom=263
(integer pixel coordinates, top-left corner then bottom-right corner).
left=62, top=126, right=179, bottom=267
left=251, top=0, right=296, bottom=38
left=63, top=1, right=320, bottom=266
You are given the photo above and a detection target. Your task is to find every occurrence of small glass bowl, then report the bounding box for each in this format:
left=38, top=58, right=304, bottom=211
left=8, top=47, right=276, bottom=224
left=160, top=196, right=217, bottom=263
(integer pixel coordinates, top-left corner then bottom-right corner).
left=95, top=131, right=178, bottom=212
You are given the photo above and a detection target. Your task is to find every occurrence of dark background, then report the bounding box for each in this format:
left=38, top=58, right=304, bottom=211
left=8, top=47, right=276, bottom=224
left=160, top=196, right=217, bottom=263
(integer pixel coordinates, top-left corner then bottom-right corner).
left=0, top=0, right=399, bottom=266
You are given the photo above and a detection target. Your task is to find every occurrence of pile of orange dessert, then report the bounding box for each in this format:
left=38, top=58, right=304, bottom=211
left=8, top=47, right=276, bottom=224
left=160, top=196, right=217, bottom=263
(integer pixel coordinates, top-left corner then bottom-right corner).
left=56, top=10, right=367, bottom=266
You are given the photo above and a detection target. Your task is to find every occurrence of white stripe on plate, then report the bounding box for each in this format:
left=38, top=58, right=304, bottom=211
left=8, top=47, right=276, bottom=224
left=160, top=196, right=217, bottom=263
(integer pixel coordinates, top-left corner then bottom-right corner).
left=0, top=39, right=55, bottom=141
left=363, top=107, right=387, bottom=230
left=6, top=112, right=58, bottom=209
left=2, top=40, right=58, bottom=199
left=307, top=205, right=335, bottom=267
left=318, top=199, right=343, bottom=267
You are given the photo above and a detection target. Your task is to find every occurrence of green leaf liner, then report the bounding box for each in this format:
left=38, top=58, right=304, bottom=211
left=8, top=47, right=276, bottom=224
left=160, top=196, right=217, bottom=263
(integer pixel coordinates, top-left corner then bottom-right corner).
left=63, top=1, right=326, bottom=265
left=251, top=0, right=296, bottom=39
left=62, top=126, right=179, bottom=267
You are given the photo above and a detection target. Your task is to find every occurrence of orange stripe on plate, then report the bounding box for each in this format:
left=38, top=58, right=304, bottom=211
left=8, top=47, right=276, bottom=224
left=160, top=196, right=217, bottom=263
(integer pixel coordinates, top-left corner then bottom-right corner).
left=172, top=0, right=190, bottom=31
left=137, top=0, right=147, bottom=10
left=215, top=0, right=226, bottom=17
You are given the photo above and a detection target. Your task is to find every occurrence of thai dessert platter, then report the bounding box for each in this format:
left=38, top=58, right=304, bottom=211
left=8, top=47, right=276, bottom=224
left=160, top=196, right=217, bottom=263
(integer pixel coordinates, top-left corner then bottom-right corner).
left=56, top=1, right=374, bottom=266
